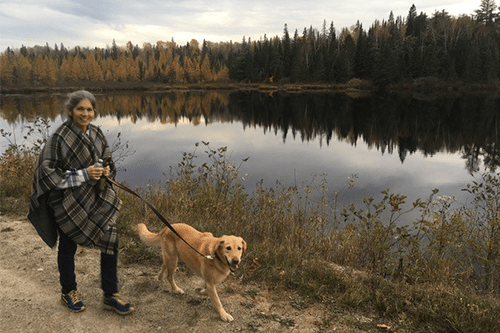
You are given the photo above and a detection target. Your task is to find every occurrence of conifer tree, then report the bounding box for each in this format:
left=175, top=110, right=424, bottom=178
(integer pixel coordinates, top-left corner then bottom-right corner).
left=354, top=24, right=371, bottom=79
left=170, top=55, right=185, bottom=83
left=199, top=54, right=213, bottom=82
left=282, top=24, right=292, bottom=79
left=0, top=52, right=14, bottom=85
left=86, top=53, right=104, bottom=81
left=406, top=4, right=418, bottom=36
left=111, top=39, right=119, bottom=60
left=475, top=0, right=499, bottom=26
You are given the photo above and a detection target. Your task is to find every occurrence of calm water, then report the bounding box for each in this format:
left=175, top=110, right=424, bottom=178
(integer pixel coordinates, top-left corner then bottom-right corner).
left=1, top=91, right=499, bottom=211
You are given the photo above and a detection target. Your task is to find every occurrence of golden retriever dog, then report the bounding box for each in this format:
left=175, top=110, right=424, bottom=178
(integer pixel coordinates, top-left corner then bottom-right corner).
left=137, top=223, right=247, bottom=322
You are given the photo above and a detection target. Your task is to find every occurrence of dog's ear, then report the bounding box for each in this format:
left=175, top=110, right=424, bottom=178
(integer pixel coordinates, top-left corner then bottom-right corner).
left=241, top=239, right=247, bottom=256
left=211, top=239, right=225, bottom=256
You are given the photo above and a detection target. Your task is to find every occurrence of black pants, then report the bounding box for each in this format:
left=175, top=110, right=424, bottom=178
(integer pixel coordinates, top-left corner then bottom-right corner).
left=57, top=228, right=118, bottom=297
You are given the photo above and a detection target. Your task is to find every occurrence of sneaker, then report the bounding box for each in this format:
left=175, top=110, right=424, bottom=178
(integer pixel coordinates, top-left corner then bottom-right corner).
left=103, top=293, right=135, bottom=315
left=61, top=290, right=85, bottom=313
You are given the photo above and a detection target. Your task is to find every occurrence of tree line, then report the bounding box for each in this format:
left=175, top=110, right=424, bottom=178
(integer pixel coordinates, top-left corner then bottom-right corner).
left=1, top=2, right=499, bottom=89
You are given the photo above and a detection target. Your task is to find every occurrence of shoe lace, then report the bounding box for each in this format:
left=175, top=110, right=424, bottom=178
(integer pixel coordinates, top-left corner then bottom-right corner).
left=110, top=293, right=126, bottom=305
left=67, top=290, right=81, bottom=304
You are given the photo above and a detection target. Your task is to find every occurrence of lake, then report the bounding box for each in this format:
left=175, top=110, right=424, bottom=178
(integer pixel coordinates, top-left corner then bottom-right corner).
left=1, top=90, right=499, bottom=213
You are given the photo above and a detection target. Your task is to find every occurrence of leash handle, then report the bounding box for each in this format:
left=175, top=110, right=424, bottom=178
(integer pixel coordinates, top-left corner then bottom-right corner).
left=104, top=176, right=213, bottom=259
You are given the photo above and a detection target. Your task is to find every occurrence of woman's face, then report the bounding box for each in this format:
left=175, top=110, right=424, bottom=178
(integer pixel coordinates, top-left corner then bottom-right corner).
left=69, top=99, right=95, bottom=132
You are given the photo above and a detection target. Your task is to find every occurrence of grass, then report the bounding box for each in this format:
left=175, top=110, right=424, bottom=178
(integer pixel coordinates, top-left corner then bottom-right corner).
left=2, top=122, right=500, bottom=332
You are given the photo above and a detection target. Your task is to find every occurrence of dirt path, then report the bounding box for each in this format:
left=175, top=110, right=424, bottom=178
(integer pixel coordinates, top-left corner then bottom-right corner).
left=0, top=214, right=372, bottom=333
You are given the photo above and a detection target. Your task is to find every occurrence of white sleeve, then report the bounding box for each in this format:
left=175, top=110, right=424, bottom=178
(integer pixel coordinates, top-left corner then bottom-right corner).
left=55, top=168, right=91, bottom=189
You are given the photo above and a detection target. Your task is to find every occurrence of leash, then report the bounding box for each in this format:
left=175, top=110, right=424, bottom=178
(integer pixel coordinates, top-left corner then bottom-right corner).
left=103, top=176, right=214, bottom=260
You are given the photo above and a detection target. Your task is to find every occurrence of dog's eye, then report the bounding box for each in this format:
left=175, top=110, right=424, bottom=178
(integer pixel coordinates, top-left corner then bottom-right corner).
left=226, top=246, right=232, bottom=251
left=237, top=246, right=242, bottom=251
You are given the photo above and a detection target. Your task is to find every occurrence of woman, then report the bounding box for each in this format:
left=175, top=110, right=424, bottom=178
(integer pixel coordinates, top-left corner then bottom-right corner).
left=28, top=90, right=135, bottom=315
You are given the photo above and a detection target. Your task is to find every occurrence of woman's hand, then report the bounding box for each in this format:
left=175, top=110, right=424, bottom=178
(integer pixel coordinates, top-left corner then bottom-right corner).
left=87, top=165, right=104, bottom=181
left=103, top=165, right=111, bottom=177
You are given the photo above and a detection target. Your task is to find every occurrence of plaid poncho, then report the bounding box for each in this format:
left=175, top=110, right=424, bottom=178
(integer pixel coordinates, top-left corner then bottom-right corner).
left=28, top=118, right=122, bottom=254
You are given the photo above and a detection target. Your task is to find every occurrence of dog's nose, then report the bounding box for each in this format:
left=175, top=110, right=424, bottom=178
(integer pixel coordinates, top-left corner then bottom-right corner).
left=231, top=258, right=240, bottom=265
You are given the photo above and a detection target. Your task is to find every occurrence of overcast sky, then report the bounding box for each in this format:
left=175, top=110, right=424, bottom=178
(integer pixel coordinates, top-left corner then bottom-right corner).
left=0, top=0, right=480, bottom=51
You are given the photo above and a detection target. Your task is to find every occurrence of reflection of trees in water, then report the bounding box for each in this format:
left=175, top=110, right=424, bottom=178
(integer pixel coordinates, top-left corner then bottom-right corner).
left=228, top=92, right=500, bottom=173
left=463, top=142, right=500, bottom=173
left=1, top=91, right=499, bottom=172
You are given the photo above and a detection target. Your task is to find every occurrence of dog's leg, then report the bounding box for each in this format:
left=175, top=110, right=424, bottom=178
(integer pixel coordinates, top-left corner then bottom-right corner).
left=157, top=260, right=168, bottom=284
left=206, top=284, right=233, bottom=322
left=165, top=257, right=184, bottom=294
left=157, top=245, right=169, bottom=285
left=159, top=245, right=184, bottom=294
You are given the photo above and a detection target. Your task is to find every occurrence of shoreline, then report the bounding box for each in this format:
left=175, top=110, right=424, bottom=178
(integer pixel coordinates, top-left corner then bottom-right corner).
left=1, top=80, right=499, bottom=96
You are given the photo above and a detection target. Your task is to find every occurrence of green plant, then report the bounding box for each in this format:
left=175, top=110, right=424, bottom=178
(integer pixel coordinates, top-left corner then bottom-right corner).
left=0, top=117, right=50, bottom=212
left=2, top=136, right=500, bottom=332
left=462, top=172, right=500, bottom=292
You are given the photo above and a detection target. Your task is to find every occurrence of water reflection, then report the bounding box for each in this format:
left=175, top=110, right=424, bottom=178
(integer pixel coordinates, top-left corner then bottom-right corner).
left=228, top=91, right=500, bottom=172
left=1, top=91, right=498, bottom=205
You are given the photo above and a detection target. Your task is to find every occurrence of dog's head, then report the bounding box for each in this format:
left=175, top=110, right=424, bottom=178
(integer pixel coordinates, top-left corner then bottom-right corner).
left=213, top=236, right=247, bottom=271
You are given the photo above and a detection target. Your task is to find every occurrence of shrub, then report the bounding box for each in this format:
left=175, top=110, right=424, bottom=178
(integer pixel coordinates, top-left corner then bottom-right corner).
left=2, top=120, right=500, bottom=332
left=0, top=117, right=49, bottom=213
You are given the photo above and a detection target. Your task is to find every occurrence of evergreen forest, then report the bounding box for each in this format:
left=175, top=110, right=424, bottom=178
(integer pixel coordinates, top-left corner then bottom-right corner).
left=1, top=2, right=500, bottom=90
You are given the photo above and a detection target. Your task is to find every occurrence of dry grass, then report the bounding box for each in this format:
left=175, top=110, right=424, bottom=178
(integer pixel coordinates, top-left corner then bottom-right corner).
left=2, top=126, right=500, bottom=332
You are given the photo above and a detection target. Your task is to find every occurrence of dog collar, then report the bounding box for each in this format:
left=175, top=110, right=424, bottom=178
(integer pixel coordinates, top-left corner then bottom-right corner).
left=215, top=252, right=236, bottom=273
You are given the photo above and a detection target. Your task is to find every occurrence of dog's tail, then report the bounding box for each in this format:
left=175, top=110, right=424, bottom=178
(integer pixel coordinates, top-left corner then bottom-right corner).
left=137, top=223, right=161, bottom=246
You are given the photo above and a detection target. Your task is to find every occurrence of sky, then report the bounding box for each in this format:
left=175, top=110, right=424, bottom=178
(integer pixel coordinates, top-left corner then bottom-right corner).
left=0, top=0, right=480, bottom=52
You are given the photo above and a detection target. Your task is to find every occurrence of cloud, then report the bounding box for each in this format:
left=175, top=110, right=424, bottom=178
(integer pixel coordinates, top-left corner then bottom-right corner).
left=0, top=0, right=479, bottom=50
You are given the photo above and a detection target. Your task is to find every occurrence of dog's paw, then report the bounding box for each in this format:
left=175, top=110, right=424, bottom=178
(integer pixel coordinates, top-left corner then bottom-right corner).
left=195, top=287, right=208, bottom=296
left=220, top=312, right=234, bottom=322
left=173, top=287, right=185, bottom=294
